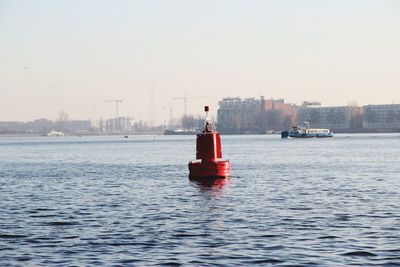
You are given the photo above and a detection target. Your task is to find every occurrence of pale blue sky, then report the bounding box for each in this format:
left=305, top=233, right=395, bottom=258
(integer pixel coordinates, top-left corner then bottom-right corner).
left=1, top=0, right=400, bottom=122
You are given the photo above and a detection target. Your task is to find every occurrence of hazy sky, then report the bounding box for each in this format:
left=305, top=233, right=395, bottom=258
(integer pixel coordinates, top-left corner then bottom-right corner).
left=1, top=0, right=400, bottom=123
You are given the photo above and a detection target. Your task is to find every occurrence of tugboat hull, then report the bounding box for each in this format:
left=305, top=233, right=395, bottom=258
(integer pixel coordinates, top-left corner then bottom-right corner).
left=289, top=132, right=333, bottom=138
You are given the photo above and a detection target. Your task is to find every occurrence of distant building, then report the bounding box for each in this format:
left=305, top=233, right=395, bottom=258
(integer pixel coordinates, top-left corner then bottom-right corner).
left=363, top=104, right=400, bottom=131
left=104, top=117, right=134, bottom=134
left=301, top=101, right=321, bottom=107
left=61, top=120, right=91, bottom=134
left=217, top=97, right=262, bottom=133
left=0, top=121, right=27, bottom=134
left=0, top=119, right=54, bottom=134
left=217, top=96, right=297, bottom=133
left=261, top=98, right=297, bottom=131
left=296, top=106, right=353, bottom=130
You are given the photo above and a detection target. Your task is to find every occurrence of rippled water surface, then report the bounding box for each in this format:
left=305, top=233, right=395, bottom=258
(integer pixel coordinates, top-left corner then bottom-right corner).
left=1, top=134, right=399, bottom=266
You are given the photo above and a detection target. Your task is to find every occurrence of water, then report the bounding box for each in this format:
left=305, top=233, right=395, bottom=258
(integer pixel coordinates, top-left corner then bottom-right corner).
left=0, top=134, right=399, bottom=266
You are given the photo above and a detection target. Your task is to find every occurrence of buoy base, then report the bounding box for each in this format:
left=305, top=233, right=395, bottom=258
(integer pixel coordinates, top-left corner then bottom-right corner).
left=188, top=160, right=231, bottom=179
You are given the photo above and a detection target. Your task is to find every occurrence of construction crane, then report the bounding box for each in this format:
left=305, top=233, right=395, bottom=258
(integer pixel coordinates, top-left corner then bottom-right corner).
left=173, top=94, right=210, bottom=117
left=105, top=99, right=123, bottom=118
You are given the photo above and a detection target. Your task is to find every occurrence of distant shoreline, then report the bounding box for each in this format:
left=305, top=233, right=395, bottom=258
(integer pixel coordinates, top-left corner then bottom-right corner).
left=1, top=131, right=399, bottom=137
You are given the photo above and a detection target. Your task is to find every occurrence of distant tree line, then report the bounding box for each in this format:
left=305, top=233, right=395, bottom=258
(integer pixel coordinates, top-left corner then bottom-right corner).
left=261, top=110, right=294, bottom=132
left=180, top=115, right=205, bottom=132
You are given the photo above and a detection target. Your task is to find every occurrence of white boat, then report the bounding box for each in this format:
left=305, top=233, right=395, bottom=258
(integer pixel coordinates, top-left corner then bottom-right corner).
left=281, top=121, right=333, bottom=138
left=46, top=130, right=64, bottom=137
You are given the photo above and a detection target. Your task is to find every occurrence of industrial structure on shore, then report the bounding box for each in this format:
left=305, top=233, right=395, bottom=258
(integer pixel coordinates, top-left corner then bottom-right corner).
left=217, top=97, right=400, bottom=134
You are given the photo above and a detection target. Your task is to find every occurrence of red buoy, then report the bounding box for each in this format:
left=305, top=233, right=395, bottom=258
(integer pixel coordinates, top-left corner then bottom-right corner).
left=188, top=106, right=231, bottom=179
